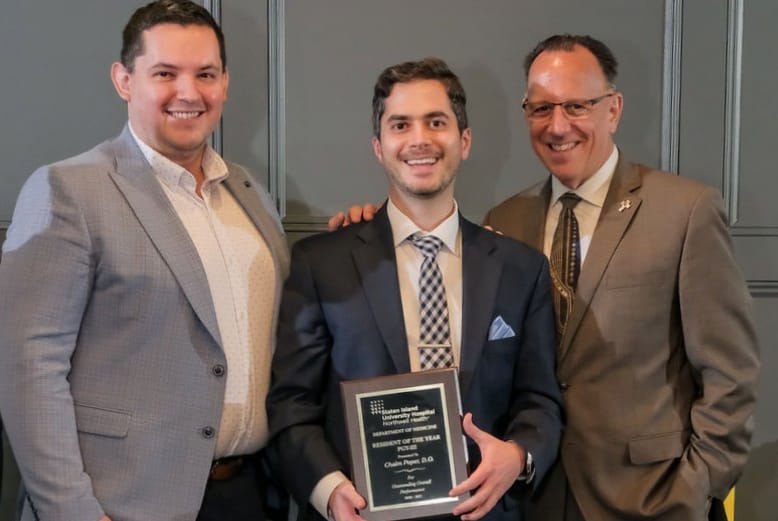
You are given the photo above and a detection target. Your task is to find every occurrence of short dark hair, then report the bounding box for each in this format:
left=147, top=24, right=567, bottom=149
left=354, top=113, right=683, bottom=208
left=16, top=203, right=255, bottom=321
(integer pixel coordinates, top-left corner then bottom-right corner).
left=372, top=57, right=468, bottom=138
left=120, top=0, right=226, bottom=72
left=524, top=34, right=618, bottom=85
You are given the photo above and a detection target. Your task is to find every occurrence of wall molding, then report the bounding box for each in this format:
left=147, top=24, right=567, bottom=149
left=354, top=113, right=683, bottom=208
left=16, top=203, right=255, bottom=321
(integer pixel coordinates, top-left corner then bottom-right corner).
left=723, top=0, right=744, bottom=226
left=203, top=0, right=224, bottom=155
left=661, top=0, right=683, bottom=174
left=732, top=227, right=778, bottom=237
left=283, top=215, right=329, bottom=234
left=748, top=282, right=778, bottom=296
left=203, top=1, right=222, bottom=22
left=268, top=0, right=286, bottom=216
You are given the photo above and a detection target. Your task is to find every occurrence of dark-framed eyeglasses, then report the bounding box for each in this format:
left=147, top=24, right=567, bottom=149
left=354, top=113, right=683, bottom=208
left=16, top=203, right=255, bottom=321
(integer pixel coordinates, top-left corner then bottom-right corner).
left=522, top=93, right=616, bottom=121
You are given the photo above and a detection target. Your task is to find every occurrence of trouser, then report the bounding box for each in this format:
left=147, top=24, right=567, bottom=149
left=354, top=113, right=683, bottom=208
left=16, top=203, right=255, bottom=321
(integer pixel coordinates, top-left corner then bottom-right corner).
left=198, top=452, right=289, bottom=521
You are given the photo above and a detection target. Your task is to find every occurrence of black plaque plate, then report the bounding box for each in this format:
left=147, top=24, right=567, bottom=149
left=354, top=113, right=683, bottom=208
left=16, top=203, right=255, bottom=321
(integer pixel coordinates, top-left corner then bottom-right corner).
left=341, top=368, right=467, bottom=521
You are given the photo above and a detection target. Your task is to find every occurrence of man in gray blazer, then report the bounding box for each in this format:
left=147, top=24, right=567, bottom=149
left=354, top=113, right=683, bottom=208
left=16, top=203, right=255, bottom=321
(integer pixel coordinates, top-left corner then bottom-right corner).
left=0, top=2, right=288, bottom=521
left=483, top=35, right=760, bottom=521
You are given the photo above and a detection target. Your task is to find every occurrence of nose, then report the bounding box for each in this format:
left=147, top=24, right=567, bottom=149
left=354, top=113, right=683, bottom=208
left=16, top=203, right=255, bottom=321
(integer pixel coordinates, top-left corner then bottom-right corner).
left=175, top=74, right=199, bottom=102
left=409, top=124, right=432, bottom=147
left=546, top=105, right=571, bottom=135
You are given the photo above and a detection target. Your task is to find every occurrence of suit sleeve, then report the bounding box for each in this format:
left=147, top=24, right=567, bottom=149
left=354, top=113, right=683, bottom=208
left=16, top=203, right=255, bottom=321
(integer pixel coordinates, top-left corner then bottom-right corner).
left=0, top=168, right=105, bottom=520
left=266, top=240, right=346, bottom=506
left=678, top=186, right=760, bottom=499
left=504, top=255, right=564, bottom=492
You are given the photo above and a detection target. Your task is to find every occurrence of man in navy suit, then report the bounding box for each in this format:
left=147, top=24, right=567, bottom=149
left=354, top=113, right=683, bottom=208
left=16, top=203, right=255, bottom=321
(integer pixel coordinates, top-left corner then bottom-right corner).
left=266, top=58, right=563, bottom=521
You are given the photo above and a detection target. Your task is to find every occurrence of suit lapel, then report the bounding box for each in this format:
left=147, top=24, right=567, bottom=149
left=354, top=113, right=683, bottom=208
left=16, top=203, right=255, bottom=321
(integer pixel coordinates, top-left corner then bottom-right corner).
left=459, top=218, right=502, bottom=397
left=559, top=156, right=642, bottom=361
left=107, top=127, right=222, bottom=347
left=352, top=207, right=410, bottom=373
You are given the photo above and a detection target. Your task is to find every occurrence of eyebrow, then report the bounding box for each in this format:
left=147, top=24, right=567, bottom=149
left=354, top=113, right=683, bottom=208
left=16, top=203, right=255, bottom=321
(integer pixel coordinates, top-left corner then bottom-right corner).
left=424, top=111, right=450, bottom=120
left=385, top=111, right=451, bottom=122
left=148, top=62, right=221, bottom=71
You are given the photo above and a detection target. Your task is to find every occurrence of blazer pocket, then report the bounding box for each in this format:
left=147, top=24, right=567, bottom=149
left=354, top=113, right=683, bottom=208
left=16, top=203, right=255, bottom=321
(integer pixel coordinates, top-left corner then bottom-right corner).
left=74, top=403, right=131, bottom=438
left=628, top=430, right=687, bottom=465
left=481, top=337, right=517, bottom=358
left=606, top=269, right=671, bottom=289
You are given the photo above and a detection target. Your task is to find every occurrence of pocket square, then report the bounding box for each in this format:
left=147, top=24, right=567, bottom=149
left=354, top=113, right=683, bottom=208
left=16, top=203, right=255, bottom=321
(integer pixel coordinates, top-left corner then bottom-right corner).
left=488, top=315, right=515, bottom=340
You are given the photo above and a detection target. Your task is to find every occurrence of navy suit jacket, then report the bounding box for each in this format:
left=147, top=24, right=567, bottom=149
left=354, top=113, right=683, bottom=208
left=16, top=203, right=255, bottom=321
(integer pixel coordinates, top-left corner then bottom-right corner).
left=267, top=206, right=563, bottom=521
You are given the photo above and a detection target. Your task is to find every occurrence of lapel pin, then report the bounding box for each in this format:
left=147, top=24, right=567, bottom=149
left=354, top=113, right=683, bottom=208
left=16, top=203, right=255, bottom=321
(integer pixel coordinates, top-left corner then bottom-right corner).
left=618, top=199, right=632, bottom=213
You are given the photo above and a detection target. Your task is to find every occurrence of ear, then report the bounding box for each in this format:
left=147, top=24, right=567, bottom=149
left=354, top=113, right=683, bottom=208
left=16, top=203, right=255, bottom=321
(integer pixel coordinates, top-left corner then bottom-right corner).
left=371, top=135, right=384, bottom=163
left=460, top=127, right=472, bottom=160
left=607, top=92, right=624, bottom=134
left=222, top=67, right=230, bottom=101
left=111, top=62, right=132, bottom=102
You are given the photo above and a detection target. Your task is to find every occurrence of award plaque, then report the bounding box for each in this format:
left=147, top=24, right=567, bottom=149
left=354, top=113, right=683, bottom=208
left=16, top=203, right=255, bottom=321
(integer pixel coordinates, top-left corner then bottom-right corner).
left=341, top=368, right=468, bottom=521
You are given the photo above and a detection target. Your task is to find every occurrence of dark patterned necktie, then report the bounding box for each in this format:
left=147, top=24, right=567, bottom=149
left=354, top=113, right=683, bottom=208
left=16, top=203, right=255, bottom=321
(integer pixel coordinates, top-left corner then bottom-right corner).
left=550, top=193, right=582, bottom=339
left=408, top=233, right=453, bottom=369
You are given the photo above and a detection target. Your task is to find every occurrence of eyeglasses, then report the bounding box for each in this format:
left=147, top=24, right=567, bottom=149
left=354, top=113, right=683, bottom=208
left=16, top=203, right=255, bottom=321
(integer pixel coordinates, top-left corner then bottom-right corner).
left=522, top=93, right=616, bottom=121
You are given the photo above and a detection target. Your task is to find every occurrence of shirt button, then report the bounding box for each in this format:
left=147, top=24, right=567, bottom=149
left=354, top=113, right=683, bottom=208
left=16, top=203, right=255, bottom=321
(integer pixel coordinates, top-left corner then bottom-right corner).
left=212, top=364, right=226, bottom=377
left=201, top=426, right=216, bottom=439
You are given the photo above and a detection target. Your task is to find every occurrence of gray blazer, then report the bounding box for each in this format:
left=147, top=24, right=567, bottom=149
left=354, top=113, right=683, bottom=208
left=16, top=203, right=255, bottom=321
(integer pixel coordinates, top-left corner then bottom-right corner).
left=484, top=154, right=760, bottom=520
left=0, top=126, right=289, bottom=521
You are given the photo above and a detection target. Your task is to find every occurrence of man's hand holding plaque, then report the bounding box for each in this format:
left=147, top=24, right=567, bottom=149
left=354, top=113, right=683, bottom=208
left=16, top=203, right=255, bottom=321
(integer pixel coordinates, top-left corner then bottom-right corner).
left=329, top=481, right=368, bottom=521
left=450, top=413, right=526, bottom=521
left=329, top=410, right=528, bottom=521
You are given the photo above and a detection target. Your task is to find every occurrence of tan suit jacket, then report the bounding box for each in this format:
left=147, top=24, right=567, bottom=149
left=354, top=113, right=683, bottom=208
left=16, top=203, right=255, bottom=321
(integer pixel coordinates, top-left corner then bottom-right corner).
left=484, top=155, right=759, bottom=520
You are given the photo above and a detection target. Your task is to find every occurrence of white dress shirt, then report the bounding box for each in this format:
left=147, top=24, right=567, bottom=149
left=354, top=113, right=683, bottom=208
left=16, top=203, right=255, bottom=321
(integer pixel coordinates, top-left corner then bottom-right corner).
left=130, top=125, right=277, bottom=458
left=387, top=198, right=463, bottom=370
left=543, top=146, right=619, bottom=265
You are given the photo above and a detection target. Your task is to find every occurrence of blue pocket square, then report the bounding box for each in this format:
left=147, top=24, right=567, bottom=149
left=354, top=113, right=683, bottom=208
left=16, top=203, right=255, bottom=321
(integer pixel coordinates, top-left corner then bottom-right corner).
left=488, top=315, right=515, bottom=340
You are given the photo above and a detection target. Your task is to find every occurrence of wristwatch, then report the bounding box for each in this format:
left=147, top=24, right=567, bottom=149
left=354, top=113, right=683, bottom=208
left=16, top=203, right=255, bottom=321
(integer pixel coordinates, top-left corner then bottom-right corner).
left=517, top=451, right=535, bottom=483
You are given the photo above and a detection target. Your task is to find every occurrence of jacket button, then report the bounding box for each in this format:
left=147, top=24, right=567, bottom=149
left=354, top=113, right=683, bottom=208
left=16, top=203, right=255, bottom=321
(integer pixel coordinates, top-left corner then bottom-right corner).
left=559, top=382, right=569, bottom=392
left=201, top=426, right=216, bottom=439
left=212, top=364, right=225, bottom=377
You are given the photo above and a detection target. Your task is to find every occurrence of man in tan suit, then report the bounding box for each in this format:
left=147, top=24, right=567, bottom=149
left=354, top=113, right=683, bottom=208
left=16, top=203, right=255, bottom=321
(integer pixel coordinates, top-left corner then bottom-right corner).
left=483, top=34, right=760, bottom=521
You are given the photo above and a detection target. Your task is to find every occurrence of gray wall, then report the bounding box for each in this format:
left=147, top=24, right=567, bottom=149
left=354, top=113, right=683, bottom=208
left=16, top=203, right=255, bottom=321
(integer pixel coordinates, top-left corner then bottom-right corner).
left=1, top=1, right=775, bottom=520
left=280, top=0, right=664, bottom=237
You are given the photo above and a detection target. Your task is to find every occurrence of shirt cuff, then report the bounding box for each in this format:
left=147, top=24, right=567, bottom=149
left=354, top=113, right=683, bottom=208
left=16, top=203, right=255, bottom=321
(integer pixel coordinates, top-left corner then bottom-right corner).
left=310, top=470, right=349, bottom=519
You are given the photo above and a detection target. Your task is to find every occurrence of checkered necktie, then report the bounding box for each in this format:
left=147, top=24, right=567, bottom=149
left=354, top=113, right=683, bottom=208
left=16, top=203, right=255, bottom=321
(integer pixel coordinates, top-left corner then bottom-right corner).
left=550, top=192, right=582, bottom=340
left=409, top=233, right=453, bottom=369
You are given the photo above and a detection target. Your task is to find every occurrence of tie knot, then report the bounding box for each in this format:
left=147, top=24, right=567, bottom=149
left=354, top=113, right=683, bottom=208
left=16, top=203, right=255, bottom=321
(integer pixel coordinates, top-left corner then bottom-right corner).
left=409, top=233, right=444, bottom=259
left=559, top=192, right=582, bottom=210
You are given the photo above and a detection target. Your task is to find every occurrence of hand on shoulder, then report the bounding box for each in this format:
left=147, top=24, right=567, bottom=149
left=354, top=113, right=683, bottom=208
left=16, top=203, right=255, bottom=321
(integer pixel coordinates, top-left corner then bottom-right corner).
left=327, top=203, right=379, bottom=231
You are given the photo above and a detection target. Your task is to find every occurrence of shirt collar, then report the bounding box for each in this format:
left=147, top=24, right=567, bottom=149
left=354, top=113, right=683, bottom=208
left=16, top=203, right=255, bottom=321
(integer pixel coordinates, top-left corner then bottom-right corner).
left=128, top=122, right=229, bottom=194
left=386, top=199, right=460, bottom=255
left=550, top=145, right=618, bottom=209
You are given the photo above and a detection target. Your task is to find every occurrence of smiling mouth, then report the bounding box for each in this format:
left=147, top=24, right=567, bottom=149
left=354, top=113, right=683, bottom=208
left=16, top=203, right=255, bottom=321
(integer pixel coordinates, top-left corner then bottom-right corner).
left=548, top=143, right=576, bottom=152
left=404, top=157, right=439, bottom=166
left=167, top=110, right=203, bottom=120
